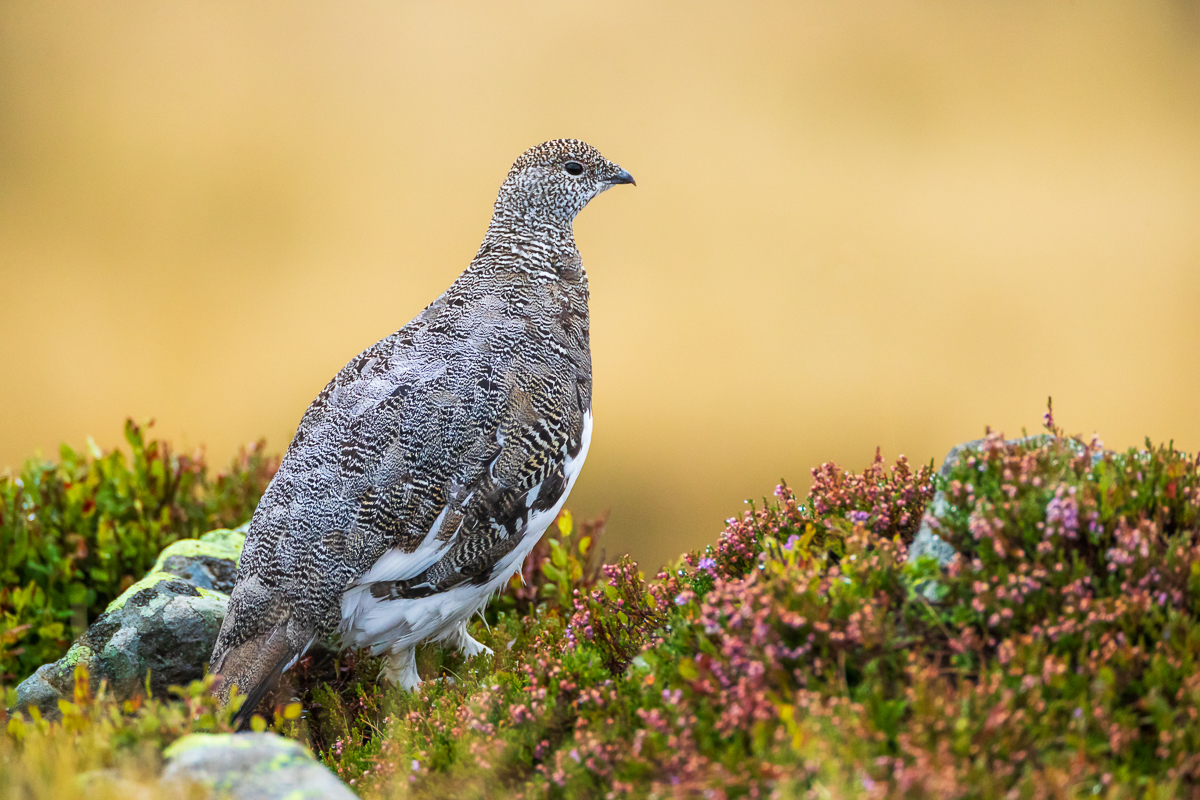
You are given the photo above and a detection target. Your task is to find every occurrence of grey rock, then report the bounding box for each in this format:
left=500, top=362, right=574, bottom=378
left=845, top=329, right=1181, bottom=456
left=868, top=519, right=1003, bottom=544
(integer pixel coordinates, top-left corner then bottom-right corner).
left=162, top=732, right=357, bottom=800
left=155, top=526, right=246, bottom=593
left=908, top=524, right=959, bottom=569
left=907, top=439, right=991, bottom=570
left=11, top=526, right=246, bottom=721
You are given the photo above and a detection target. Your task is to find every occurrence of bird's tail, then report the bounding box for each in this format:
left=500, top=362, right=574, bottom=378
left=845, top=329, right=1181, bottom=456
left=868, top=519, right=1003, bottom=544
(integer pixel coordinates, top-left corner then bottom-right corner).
left=211, top=623, right=298, bottom=726
left=210, top=575, right=309, bottom=726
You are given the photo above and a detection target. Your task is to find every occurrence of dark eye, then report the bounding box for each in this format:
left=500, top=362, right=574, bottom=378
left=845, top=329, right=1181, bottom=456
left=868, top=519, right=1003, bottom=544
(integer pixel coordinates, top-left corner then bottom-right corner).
left=563, top=161, right=584, bottom=176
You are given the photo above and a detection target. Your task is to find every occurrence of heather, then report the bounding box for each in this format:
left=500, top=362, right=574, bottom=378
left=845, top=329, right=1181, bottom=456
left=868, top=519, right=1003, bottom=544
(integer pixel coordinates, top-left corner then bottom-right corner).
left=4, top=415, right=1200, bottom=798
left=303, top=422, right=1200, bottom=799
left=0, top=420, right=278, bottom=683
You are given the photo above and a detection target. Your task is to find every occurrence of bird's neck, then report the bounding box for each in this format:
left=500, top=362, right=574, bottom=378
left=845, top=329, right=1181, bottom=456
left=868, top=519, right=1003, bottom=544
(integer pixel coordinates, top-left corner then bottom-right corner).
left=482, top=206, right=577, bottom=250
left=472, top=209, right=582, bottom=281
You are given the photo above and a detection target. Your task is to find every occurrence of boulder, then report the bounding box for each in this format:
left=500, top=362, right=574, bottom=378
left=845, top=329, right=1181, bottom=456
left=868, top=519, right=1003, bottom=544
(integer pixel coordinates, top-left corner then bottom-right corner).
left=155, top=526, right=244, bottom=593
left=161, top=732, right=357, bottom=800
left=11, top=526, right=246, bottom=720
left=908, top=440, right=983, bottom=570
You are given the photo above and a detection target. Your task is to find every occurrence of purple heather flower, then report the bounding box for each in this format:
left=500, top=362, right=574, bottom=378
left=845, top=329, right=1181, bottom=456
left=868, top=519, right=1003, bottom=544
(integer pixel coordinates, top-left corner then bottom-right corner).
left=698, top=557, right=716, bottom=571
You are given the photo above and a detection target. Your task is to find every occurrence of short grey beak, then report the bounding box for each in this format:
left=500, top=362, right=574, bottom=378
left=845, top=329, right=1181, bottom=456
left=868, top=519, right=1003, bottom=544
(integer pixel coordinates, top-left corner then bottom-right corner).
left=608, top=168, right=636, bottom=186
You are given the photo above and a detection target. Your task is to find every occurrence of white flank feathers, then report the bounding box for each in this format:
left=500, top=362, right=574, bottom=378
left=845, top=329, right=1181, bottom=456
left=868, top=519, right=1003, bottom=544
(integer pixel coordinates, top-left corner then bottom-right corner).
left=338, top=411, right=592, bottom=659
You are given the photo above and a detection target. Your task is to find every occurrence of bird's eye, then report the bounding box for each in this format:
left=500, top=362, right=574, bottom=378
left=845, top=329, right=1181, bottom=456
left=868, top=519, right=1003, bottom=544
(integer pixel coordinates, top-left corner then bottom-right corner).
left=563, top=161, right=584, bottom=176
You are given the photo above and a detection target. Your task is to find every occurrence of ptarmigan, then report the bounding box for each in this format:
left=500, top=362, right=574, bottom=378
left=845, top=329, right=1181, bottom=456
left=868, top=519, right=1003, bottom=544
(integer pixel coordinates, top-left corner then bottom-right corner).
left=210, top=139, right=634, bottom=716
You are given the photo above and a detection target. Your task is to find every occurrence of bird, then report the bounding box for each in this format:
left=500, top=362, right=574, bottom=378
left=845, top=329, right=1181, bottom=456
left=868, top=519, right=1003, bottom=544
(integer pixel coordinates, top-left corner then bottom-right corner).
left=209, top=139, right=634, bottom=718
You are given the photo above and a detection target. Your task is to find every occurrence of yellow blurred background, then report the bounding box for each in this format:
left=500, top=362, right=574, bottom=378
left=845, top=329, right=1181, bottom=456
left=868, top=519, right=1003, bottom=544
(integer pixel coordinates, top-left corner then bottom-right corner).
left=2, top=1, right=1199, bottom=571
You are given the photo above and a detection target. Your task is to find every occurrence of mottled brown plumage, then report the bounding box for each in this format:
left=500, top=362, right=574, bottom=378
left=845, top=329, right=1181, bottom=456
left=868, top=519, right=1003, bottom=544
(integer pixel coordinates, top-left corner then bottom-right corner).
left=210, top=140, right=633, bottom=717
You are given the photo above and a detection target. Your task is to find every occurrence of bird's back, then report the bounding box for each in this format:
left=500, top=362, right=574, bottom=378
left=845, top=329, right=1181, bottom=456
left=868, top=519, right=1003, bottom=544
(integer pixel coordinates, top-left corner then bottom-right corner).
left=211, top=252, right=592, bottom=708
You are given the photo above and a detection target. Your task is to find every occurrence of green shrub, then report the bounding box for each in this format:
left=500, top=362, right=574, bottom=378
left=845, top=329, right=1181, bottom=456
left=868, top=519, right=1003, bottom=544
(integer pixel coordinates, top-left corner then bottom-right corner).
left=0, top=420, right=278, bottom=683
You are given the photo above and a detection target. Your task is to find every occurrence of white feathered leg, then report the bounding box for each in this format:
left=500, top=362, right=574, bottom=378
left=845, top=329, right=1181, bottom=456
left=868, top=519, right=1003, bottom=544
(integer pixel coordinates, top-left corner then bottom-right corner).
left=452, top=620, right=493, bottom=658
left=381, top=645, right=421, bottom=691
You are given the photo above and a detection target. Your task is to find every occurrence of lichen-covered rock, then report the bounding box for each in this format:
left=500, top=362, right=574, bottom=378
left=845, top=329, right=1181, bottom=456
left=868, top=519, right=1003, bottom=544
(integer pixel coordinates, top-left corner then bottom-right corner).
left=11, top=526, right=246, bottom=720
left=161, top=732, right=356, bottom=800
left=154, top=526, right=245, bottom=593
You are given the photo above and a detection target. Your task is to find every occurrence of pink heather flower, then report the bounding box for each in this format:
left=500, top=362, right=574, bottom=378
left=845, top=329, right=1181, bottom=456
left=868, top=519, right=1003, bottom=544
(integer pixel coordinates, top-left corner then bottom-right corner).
left=1045, top=489, right=1080, bottom=539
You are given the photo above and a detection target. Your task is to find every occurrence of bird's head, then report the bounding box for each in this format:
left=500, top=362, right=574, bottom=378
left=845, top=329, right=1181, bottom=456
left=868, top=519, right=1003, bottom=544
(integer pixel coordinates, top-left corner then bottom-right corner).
left=492, top=139, right=635, bottom=232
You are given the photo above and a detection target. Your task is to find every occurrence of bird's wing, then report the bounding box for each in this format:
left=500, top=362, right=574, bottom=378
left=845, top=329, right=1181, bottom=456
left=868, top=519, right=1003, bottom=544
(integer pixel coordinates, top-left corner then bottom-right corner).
left=210, top=330, right=448, bottom=716
left=352, top=385, right=589, bottom=601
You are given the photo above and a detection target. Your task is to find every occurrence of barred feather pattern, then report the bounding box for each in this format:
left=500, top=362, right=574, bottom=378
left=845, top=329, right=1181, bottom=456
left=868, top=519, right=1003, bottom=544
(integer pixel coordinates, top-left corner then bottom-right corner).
left=210, top=140, right=633, bottom=710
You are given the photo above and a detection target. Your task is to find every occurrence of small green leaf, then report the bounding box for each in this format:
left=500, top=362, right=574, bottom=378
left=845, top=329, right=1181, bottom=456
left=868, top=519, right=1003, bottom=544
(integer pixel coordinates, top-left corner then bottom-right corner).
left=67, top=582, right=88, bottom=606
left=549, top=539, right=568, bottom=569
left=7, top=716, right=26, bottom=741
left=37, top=622, right=63, bottom=641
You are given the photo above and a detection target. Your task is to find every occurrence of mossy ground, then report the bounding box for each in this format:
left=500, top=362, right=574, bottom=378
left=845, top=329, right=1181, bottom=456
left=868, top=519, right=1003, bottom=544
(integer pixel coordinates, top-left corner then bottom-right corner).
left=3, top=412, right=1200, bottom=799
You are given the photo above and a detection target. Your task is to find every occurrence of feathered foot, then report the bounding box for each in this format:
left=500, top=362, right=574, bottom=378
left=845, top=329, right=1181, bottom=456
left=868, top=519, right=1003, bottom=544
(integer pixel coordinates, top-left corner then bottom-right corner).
left=381, top=646, right=421, bottom=691
left=452, top=620, right=494, bottom=658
